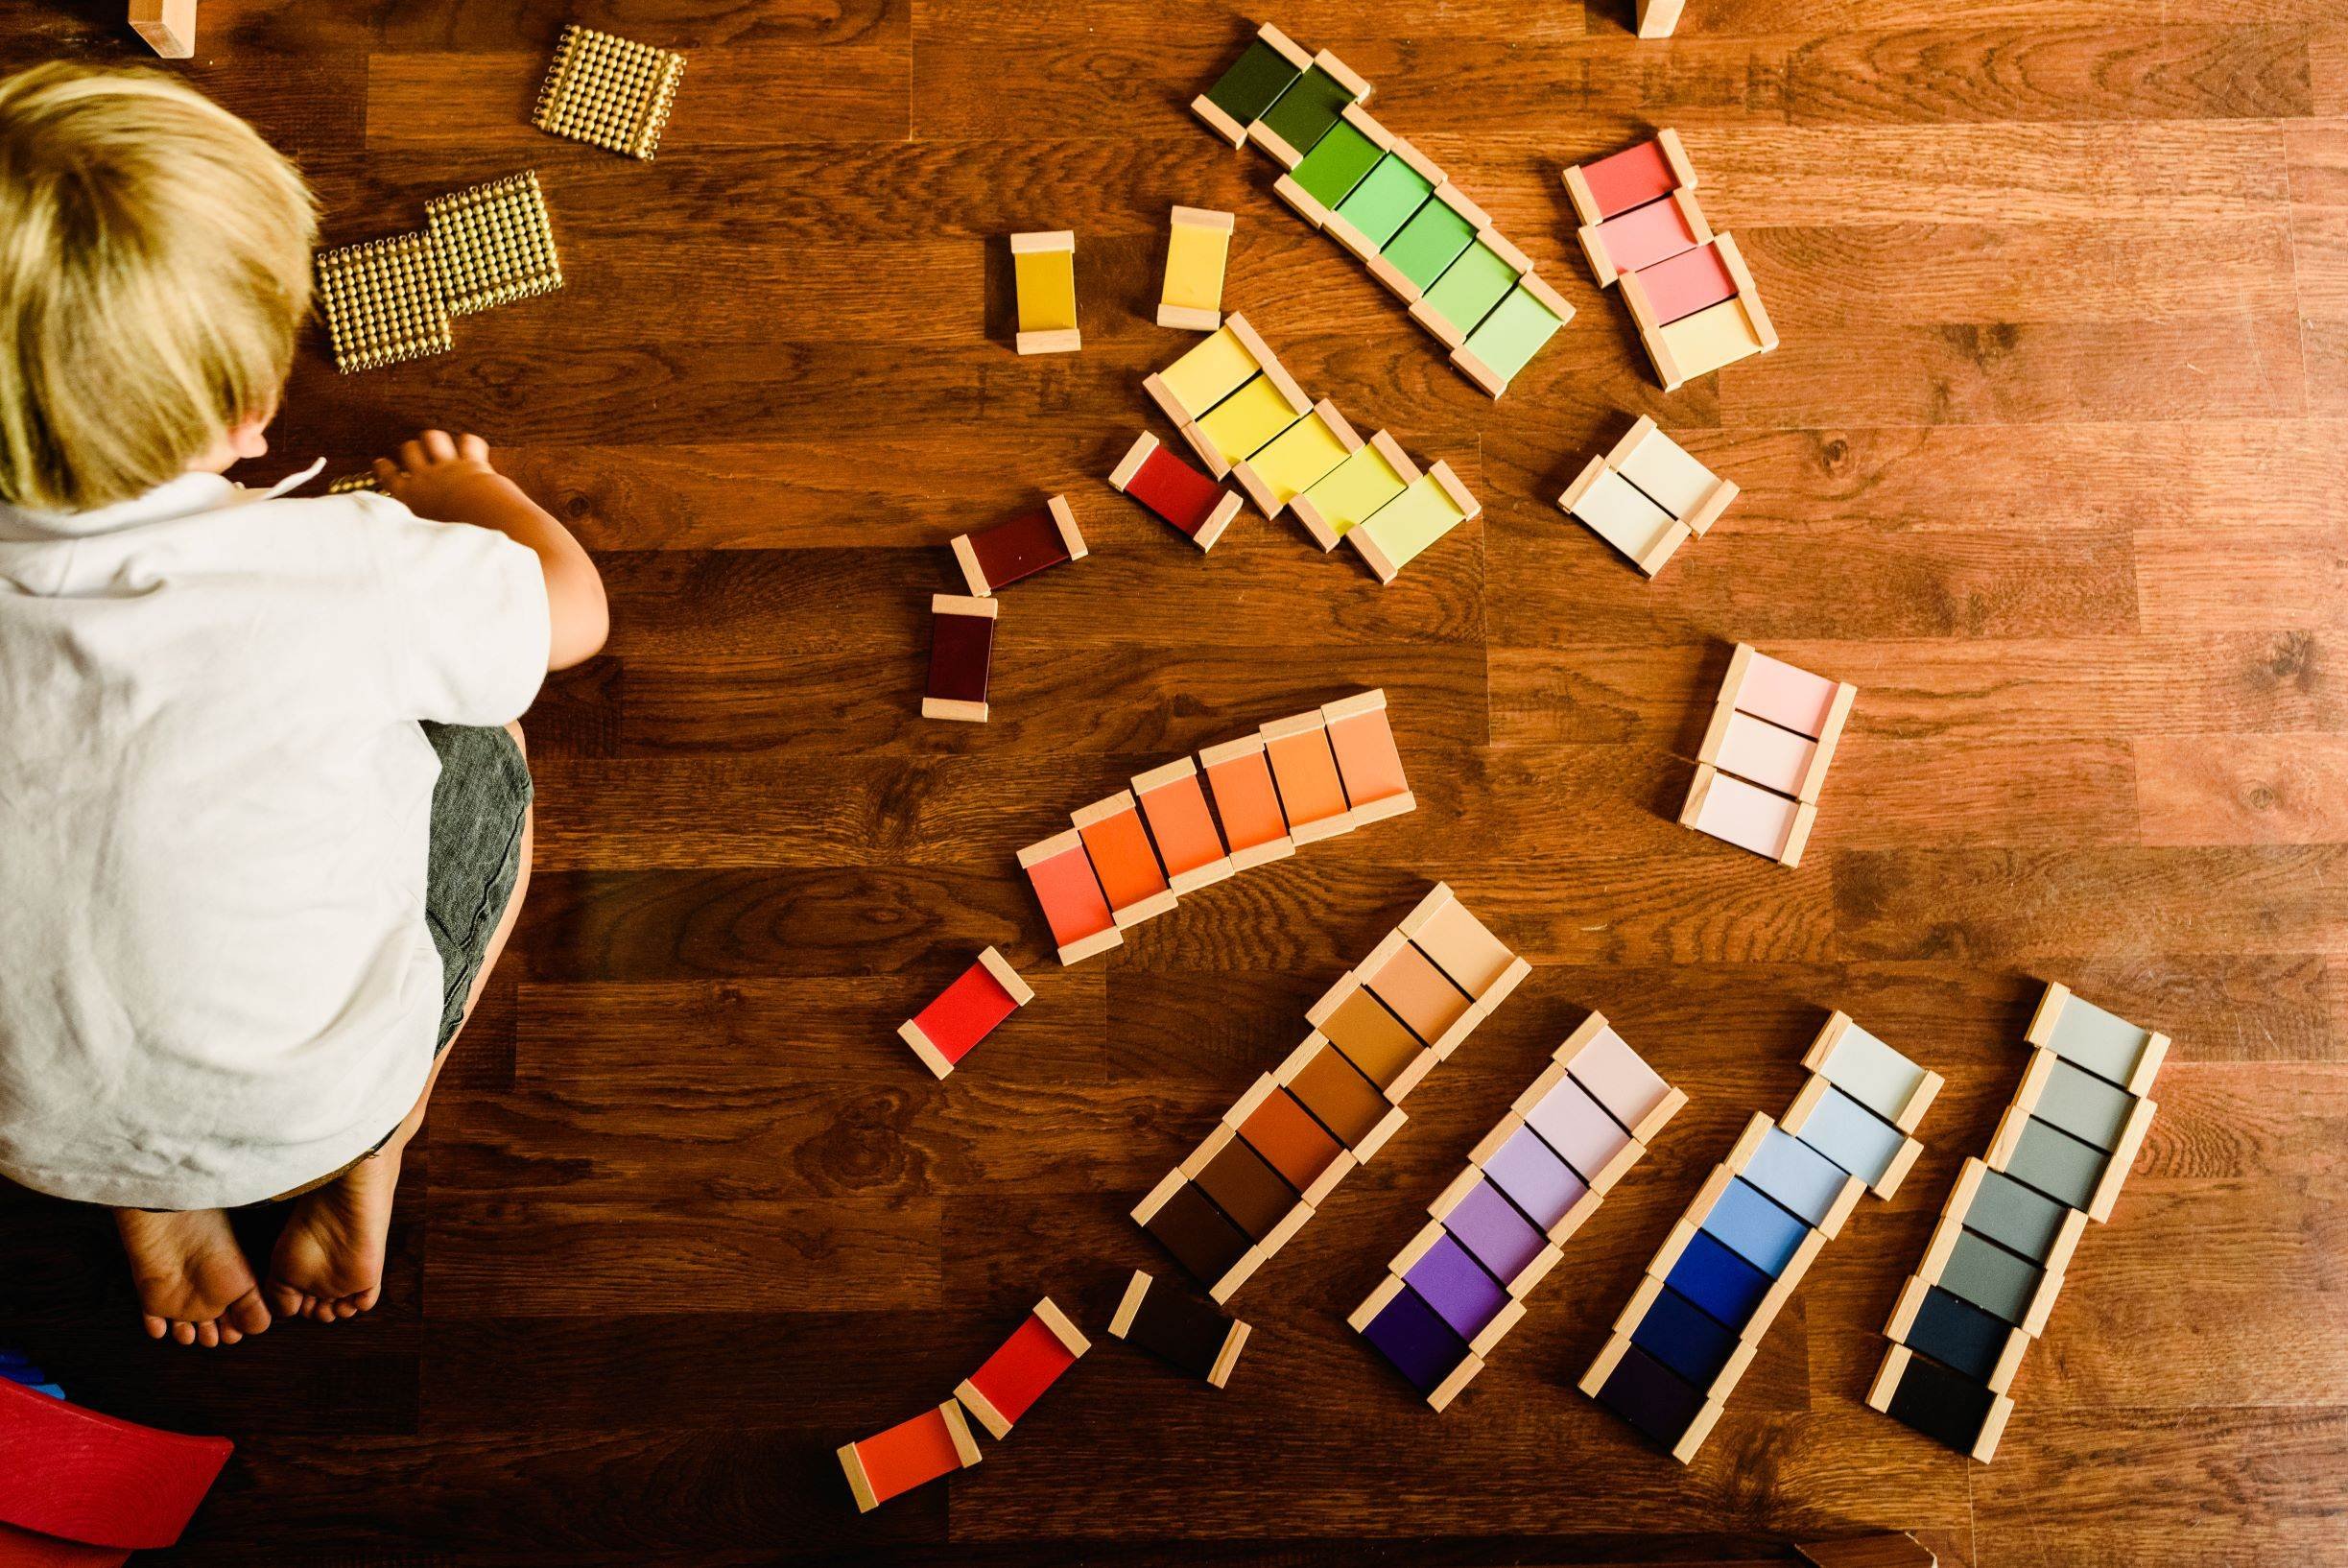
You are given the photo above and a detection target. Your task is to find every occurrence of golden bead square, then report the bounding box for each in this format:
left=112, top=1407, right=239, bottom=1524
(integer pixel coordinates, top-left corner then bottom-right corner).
left=533, top=23, right=686, bottom=161
left=314, top=232, right=452, bottom=373
left=427, top=171, right=563, bottom=318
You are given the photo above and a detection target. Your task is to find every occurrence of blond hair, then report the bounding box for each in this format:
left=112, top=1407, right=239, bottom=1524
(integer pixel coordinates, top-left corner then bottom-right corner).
left=0, top=63, right=316, bottom=512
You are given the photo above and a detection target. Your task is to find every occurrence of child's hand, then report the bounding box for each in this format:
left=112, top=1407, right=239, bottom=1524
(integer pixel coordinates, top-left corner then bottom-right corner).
left=373, top=431, right=516, bottom=523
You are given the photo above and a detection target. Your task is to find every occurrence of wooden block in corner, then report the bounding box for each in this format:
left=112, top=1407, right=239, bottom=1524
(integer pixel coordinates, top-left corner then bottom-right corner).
left=1635, top=0, right=1689, bottom=38
left=130, top=0, right=197, bottom=58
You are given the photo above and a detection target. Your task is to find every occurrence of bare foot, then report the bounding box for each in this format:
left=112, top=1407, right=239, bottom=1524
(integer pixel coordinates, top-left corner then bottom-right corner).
left=266, top=1146, right=401, bottom=1323
left=112, top=1208, right=273, bottom=1347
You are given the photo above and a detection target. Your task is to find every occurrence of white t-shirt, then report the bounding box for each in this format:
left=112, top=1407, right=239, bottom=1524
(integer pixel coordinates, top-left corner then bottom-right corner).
left=0, top=470, right=550, bottom=1210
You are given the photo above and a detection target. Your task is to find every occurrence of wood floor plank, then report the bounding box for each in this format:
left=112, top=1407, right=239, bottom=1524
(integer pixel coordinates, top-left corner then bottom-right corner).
left=1719, top=314, right=2309, bottom=428
left=1831, top=845, right=2348, bottom=958
left=1970, top=1409, right=2348, bottom=1565
left=2136, top=734, right=2348, bottom=844
left=1685, top=123, right=2292, bottom=226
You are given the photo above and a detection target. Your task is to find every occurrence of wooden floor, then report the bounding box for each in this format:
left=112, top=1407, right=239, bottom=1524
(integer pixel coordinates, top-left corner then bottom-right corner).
left=4, top=0, right=2346, bottom=1563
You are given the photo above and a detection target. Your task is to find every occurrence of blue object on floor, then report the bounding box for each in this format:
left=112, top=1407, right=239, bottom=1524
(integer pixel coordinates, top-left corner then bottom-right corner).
left=1696, top=1175, right=1813, bottom=1277
left=1662, top=1227, right=1771, bottom=1331
left=0, top=1348, right=60, bottom=1398
left=1630, top=1283, right=1742, bottom=1389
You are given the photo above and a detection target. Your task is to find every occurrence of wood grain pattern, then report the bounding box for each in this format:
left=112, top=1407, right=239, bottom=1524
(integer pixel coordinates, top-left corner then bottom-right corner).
left=0, top=2, right=2341, bottom=1564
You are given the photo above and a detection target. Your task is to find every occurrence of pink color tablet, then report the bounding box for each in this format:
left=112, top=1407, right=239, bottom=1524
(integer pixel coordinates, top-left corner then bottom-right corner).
left=1691, top=770, right=1804, bottom=860
left=1595, top=198, right=1699, bottom=277
left=1714, top=710, right=1816, bottom=797
left=1631, top=240, right=1738, bottom=326
left=1738, top=652, right=1841, bottom=738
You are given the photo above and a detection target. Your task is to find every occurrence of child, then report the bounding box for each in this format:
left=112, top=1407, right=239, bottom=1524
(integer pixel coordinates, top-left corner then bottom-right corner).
left=0, top=63, right=608, bottom=1346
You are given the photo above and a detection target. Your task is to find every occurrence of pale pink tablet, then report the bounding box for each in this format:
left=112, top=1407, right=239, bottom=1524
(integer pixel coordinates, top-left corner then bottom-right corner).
left=1596, top=199, right=1698, bottom=277
left=1716, top=710, right=1816, bottom=796
left=1737, top=652, right=1840, bottom=738
left=1692, top=770, right=1802, bottom=860
left=1631, top=241, right=1737, bottom=326
left=1565, top=1025, right=1673, bottom=1134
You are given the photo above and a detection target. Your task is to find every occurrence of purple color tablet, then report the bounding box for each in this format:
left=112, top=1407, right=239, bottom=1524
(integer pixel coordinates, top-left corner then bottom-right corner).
left=1403, top=1231, right=1511, bottom=1340
left=1481, top=1125, right=1590, bottom=1231
left=1440, top=1176, right=1547, bottom=1285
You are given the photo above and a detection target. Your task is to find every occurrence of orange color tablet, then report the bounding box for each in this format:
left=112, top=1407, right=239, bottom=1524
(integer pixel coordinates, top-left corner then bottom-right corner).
left=1261, top=713, right=1350, bottom=836
left=1017, top=829, right=1121, bottom=962
left=1200, top=736, right=1293, bottom=856
left=1073, top=793, right=1173, bottom=923
left=1323, top=691, right=1411, bottom=811
left=1133, top=760, right=1231, bottom=888
left=1366, top=942, right=1476, bottom=1045
left=839, top=1400, right=980, bottom=1512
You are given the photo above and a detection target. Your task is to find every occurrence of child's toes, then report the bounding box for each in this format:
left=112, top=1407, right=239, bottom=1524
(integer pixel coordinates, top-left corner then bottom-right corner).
left=144, top=1314, right=168, bottom=1340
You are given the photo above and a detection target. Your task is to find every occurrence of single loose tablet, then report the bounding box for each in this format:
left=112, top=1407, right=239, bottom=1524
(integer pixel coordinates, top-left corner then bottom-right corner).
left=954, top=1298, right=1088, bottom=1438
left=838, top=1400, right=979, bottom=1513
left=897, top=948, right=1030, bottom=1078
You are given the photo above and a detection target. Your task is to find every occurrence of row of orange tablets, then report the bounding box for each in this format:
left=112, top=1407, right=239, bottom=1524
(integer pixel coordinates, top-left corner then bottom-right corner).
left=1017, top=689, right=1414, bottom=965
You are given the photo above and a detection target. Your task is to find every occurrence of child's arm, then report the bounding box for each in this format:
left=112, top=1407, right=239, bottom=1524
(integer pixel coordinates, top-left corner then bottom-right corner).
left=373, top=430, right=610, bottom=671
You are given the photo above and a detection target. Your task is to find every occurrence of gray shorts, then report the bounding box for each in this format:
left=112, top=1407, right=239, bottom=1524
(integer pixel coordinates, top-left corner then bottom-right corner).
left=244, top=724, right=531, bottom=1201
left=420, top=721, right=532, bottom=1052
